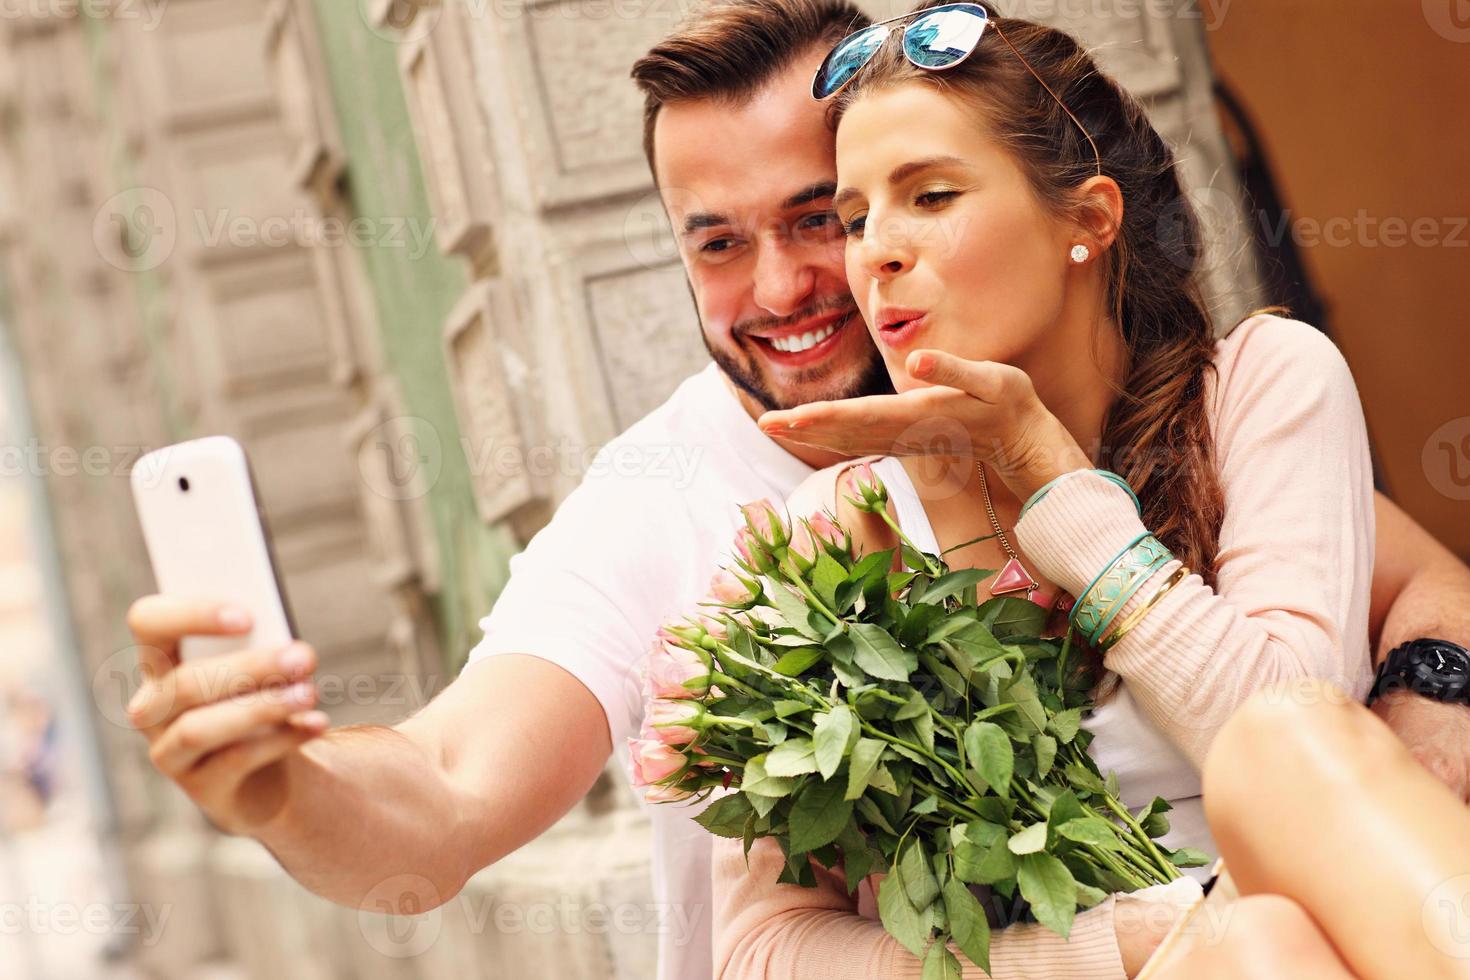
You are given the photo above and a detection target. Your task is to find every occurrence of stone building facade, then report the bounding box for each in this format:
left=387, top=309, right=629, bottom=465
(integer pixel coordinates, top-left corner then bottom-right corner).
left=0, top=1, right=1259, bottom=976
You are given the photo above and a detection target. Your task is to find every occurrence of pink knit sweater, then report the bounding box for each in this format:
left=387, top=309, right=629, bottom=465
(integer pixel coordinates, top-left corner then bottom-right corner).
left=711, top=314, right=1377, bottom=979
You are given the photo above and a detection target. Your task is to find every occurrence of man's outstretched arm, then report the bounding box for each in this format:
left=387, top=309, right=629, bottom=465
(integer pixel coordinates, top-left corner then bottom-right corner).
left=1367, top=491, right=1470, bottom=801
left=126, top=595, right=612, bottom=910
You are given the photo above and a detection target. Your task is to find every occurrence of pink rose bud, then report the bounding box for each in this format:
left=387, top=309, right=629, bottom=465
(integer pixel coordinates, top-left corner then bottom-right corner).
left=628, top=737, right=687, bottom=785
left=648, top=640, right=713, bottom=698
left=841, top=461, right=888, bottom=512
left=708, top=568, right=755, bottom=607
left=740, top=499, right=784, bottom=544
left=648, top=698, right=704, bottom=746
left=791, top=510, right=846, bottom=562
left=645, top=782, right=696, bottom=803
left=697, top=614, right=729, bottom=642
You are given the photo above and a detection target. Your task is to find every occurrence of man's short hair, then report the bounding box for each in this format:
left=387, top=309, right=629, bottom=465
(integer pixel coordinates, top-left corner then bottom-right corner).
left=630, top=0, right=869, bottom=181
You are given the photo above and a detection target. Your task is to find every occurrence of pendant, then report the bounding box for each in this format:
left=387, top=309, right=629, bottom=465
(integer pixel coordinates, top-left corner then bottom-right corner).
left=990, top=556, right=1039, bottom=598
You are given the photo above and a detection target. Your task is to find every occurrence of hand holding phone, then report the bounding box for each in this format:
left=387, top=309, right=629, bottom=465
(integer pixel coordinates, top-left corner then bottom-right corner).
left=125, top=436, right=327, bottom=833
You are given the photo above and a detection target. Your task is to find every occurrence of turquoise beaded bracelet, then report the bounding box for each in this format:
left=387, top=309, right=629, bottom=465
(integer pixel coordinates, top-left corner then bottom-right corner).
left=1019, top=469, right=1141, bottom=522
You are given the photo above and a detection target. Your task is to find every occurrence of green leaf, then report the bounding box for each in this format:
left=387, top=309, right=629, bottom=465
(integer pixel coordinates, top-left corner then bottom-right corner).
left=849, top=623, right=917, bottom=681
left=1048, top=708, right=1084, bottom=744
left=772, top=646, right=825, bottom=676
left=766, top=582, right=822, bottom=640
left=921, top=941, right=963, bottom=980
left=813, top=706, right=855, bottom=780
left=742, top=754, right=796, bottom=797
left=899, top=839, right=941, bottom=910
left=773, top=699, right=811, bottom=720
left=1170, top=847, right=1213, bottom=868
left=693, top=794, right=754, bottom=838
left=838, top=821, right=881, bottom=893
left=1007, top=821, right=1047, bottom=855
left=1057, top=817, right=1125, bottom=851
left=911, top=794, right=938, bottom=815
left=766, top=737, right=819, bottom=777
left=917, top=568, right=996, bottom=605
left=1046, top=790, right=1087, bottom=846
left=1018, top=852, right=1078, bottom=938
left=1062, top=762, right=1106, bottom=796
left=963, top=721, right=1014, bottom=797
left=1032, top=734, right=1058, bottom=779
left=868, top=762, right=900, bottom=796
left=1075, top=882, right=1110, bottom=908
left=878, top=872, right=930, bottom=957
left=954, top=834, right=1017, bottom=885
left=978, top=597, right=1048, bottom=640
left=1141, top=797, right=1174, bottom=837
left=942, top=877, right=992, bottom=974
left=789, top=778, right=853, bottom=853
left=845, top=738, right=886, bottom=800
left=812, top=551, right=848, bottom=608
left=893, top=688, right=930, bottom=721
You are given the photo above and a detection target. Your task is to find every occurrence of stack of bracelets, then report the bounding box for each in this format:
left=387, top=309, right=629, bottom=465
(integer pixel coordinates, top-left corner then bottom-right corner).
left=1022, top=469, right=1192, bottom=652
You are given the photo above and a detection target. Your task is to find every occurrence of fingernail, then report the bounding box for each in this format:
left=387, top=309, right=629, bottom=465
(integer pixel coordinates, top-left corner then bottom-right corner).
left=912, top=353, right=934, bottom=377
left=292, top=710, right=329, bottom=730
left=126, top=687, right=146, bottom=715
left=278, top=643, right=312, bottom=674
left=218, top=605, right=252, bottom=630
left=286, top=681, right=315, bottom=707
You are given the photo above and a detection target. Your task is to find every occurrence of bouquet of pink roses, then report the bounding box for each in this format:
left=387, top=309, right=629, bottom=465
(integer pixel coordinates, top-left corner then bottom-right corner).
left=630, top=465, right=1206, bottom=977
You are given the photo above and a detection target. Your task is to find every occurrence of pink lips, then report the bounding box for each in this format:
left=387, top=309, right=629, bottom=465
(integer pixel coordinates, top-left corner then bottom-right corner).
left=874, top=307, right=928, bottom=349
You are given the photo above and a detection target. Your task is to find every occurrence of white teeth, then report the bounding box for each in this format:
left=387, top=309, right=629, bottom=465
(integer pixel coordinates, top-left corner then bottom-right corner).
left=769, top=323, right=837, bottom=354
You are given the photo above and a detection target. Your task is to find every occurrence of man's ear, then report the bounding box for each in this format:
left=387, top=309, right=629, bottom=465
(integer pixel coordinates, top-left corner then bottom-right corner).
left=1071, top=175, right=1125, bottom=253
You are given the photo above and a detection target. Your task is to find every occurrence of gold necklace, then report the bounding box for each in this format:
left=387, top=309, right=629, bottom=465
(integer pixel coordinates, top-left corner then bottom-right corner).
left=976, top=461, right=1040, bottom=601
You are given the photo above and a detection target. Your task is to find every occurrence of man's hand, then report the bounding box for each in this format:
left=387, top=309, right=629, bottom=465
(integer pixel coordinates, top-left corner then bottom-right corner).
left=1370, top=689, right=1470, bottom=803
left=125, top=594, right=327, bottom=835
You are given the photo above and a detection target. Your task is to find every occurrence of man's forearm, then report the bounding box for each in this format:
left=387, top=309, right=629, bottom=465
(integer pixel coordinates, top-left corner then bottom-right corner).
left=253, top=723, right=485, bottom=911
left=1376, top=558, right=1470, bottom=664
left=1370, top=492, right=1470, bottom=665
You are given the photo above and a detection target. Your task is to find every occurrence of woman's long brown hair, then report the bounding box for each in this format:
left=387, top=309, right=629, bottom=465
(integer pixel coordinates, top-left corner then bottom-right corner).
left=832, top=3, right=1278, bottom=592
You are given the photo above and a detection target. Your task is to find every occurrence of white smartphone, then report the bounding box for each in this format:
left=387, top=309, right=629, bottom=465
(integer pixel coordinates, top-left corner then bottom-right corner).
left=130, top=435, right=297, bottom=660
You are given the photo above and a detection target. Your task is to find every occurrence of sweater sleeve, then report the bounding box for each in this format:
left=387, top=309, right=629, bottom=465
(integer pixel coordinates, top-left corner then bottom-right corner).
left=712, top=836, right=1128, bottom=979
left=1013, top=316, right=1377, bottom=768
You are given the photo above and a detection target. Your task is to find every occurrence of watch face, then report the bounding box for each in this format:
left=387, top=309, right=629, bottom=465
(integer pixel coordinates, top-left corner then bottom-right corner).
left=1417, top=642, right=1470, bottom=677
left=1428, top=648, right=1468, bottom=676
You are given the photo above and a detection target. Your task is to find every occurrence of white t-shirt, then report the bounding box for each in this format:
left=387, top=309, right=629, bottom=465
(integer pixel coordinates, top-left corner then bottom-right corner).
left=465, top=363, right=814, bottom=980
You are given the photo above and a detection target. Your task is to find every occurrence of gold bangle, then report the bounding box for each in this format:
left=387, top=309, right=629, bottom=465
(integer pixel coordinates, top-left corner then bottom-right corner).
left=1099, top=565, right=1190, bottom=652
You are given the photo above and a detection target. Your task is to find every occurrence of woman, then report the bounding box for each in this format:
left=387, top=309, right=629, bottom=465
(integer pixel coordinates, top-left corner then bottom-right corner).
left=712, top=3, right=1376, bottom=976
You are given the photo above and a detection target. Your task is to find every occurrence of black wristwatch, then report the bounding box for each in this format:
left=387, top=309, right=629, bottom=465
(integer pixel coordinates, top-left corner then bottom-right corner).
left=1367, top=638, right=1470, bottom=706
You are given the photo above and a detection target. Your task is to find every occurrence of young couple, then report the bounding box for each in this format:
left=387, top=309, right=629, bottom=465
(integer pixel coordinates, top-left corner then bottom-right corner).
left=120, top=1, right=1470, bottom=979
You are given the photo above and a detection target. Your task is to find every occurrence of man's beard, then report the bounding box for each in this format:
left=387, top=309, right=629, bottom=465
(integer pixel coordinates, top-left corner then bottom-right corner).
left=701, top=304, right=895, bottom=412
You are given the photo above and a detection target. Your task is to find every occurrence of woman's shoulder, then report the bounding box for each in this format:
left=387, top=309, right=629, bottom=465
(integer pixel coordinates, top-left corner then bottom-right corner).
left=1208, top=311, right=1360, bottom=419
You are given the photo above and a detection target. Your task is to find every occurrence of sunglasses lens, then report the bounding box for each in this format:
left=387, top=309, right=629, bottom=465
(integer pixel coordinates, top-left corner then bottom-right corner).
left=903, top=3, right=988, bottom=69
left=812, top=24, right=889, bottom=99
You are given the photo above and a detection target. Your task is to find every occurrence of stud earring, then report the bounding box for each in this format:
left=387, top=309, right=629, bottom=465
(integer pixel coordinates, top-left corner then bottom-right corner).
left=1070, top=244, right=1090, bottom=264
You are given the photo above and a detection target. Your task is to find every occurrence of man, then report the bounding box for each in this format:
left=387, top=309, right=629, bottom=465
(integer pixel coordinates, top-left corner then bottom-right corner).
left=124, top=2, right=1470, bottom=978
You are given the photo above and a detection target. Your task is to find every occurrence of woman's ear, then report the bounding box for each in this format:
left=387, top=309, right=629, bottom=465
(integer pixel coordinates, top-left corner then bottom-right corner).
left=1072, top=175, right=1125, bottom=253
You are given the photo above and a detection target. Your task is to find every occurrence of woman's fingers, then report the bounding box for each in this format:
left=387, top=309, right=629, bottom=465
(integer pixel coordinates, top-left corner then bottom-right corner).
left=147, top=682, right=319, bottom=777
left=760, top=388, right=981, bottom=456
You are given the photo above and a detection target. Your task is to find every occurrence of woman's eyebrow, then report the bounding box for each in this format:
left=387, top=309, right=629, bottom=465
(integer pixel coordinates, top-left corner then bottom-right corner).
left=834, top=155, right=971, bottom=211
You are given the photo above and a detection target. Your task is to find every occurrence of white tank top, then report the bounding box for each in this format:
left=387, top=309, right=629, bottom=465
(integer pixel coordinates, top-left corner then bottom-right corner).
left=869, top=456, right=1216, bottom=882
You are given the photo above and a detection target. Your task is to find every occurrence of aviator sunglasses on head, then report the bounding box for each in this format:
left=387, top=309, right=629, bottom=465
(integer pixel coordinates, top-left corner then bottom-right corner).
left=810, top=2, right=1102, bottom=176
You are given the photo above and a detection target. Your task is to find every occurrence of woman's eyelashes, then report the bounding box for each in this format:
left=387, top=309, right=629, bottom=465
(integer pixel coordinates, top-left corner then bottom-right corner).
left=838, top=189, right=963, bottom=238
